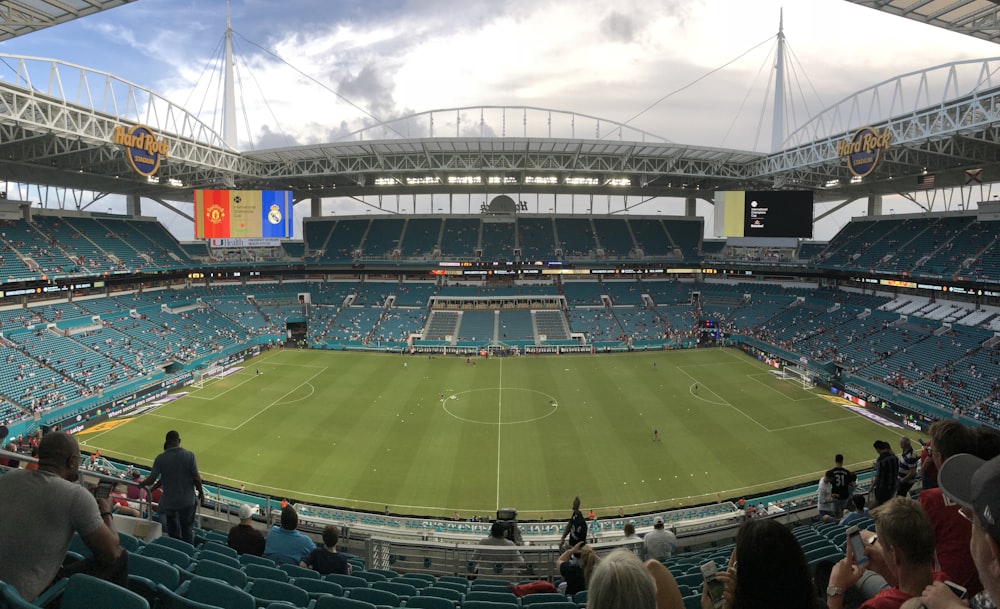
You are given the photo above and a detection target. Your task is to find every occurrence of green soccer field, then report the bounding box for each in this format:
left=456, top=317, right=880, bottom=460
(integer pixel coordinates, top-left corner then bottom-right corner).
left=76, top=348, right=904, bottom=519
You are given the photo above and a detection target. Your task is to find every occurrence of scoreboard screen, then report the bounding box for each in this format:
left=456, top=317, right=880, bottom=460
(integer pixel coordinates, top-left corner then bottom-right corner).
left=194, top=190, right=294, bottom=239
left=714, top=190, right=813, bottom=238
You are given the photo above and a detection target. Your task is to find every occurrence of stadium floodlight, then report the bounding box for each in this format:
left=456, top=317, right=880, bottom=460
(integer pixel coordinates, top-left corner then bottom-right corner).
left=146, top=176, right=160, bottom=184
left=488, top=176, right=517, bottom=185
left=167, top=178, right=183, bottom=187
left=850, top=176, right=863, bottom=184
left=374, top=178, right=397, bottom=186
left=606, top=178, right=631, bottom=187
left=448, top=176, right=482, bottom=185
left=406, top=177, right=441, bottom=185
left=525, top=176, right=558, bottom=185
left=565, top=177, right=598, bottom=186
left=824, top=179, right=839, bottom=188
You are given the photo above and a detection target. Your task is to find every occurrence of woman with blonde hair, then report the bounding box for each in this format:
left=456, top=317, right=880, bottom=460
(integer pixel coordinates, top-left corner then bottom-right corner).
left=557, top=541, right=601, bottom=595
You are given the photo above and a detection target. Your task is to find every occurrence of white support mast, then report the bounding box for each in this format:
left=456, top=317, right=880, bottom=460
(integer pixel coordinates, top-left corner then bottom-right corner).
left=770, top=9, right=786, bottom=153
left=223, top=0, right=238, bottom=149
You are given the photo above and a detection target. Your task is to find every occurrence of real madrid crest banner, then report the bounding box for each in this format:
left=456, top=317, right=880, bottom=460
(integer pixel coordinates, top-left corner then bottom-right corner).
left=194, top=190, right=294, bottom=239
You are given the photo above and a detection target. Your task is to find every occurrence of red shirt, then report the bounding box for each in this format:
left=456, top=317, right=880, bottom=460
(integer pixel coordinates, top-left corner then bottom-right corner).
left=861, top=571, right=949, bottom=609
left=918, top=488, right=982, bottom=595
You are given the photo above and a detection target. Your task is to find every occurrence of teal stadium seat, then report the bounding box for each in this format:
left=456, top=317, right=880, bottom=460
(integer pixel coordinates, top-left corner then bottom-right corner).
left=293, top=577, right=345, bottom=600
left=190, top=560, right=248, bottom=588
left=243, top=564, right=290, bottom=583
left=399, top=573, right=435, bottom=584
left=465, top=591, right=517, bottom=604
left=197, top=549, right=243, bottom=570
left=241, top=554, right=278, bottom=569
left=139, top=543, right=195, bottom=570
left=429, top=581, right=466, bottom=595
left=183, top=576, right=256, bottom=609
left=394, top=576, right=431, bottom=590
left=246, top=578, right=310, bottom=608
left=527, top=602, right=577, bottom=609
left=519, top=594, right=569, bottom=607
left=62, top=574, right=149, bottom=609
left=325, top=574, right=369, bottom=590
left=200, top=541, right=239, bottom=559
left=128, top=551, right=183, bottom=603
left=355, top=571, right=387, bottom=584
left=348, top=587, right=400, bottom=607
left=403, top=595, right=456, bottom=609
left=150, top=536, right=198, bottom=557
left=418, top=587, right=463, bottom=604
left=314, top=596, right=377, bottom=609
left=279, top=563, right=321, bottom=580
left=372, top=580, right=417, bottom=600
left=368, top=569, right=399, bottom=580
left=461, top=601, right=517, bottom=609
left=156, top=584, right=221, bottom=609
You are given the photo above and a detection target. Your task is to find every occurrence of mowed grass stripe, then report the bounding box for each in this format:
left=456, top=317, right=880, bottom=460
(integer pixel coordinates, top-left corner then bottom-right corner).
left=81, top=348, right=905, bottom=517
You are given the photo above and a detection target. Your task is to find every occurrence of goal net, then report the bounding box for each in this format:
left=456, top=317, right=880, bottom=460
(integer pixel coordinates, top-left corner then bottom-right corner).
left=781, top=365, right=816, bottom=390
left=192, top=365, right=224, bottom=389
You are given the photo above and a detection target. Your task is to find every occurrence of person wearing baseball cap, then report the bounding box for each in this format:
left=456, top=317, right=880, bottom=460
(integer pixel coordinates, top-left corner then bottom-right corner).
left=925, top=453, right=1000, bottom=609
left=227, top=503, right=264, bottom=556
left=643, top=516, right=677, bottom=561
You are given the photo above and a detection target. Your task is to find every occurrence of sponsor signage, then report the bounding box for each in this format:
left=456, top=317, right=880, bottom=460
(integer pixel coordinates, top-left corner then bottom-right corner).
left=838, top=126, right=891, bottom=177
left=113, top=124, right=169, bottom=177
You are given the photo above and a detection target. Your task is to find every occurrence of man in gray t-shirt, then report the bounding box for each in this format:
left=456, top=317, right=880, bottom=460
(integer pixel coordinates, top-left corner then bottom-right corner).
left=141, top=430, right=204, bottom=544
left=0, top=432, right=122, bottom=602
left=643, top=516, right=678, bottom=560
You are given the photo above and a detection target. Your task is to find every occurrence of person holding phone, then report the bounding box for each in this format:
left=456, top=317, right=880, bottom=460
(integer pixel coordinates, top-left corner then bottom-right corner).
left=700, top=518, right=820, bottom=609
left=828, top=497, right=946, bottom=609
left=0, top=431, right=123, bottom=602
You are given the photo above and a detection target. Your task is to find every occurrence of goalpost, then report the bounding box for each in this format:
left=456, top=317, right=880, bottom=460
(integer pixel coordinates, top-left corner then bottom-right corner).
left=192, top=364, right=224, bottom=389
left=781, top=365, right=816, bottom=390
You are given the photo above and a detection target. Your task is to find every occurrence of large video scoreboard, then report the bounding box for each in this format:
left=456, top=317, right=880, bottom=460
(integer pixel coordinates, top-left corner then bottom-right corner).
left=713, top=190, right=814, bottom=238
left=194, top=190, right=294, bottom=239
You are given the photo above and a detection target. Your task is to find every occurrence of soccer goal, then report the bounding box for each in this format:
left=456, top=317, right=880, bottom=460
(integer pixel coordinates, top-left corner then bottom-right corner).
left=781, top=365, right=816, bottom=390
left=192, top=365, right=224, bottom=389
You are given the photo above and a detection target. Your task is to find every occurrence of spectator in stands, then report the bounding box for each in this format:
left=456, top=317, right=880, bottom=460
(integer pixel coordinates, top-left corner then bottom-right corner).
left=918, top=419, right=982, bottom=596
left=0, top=431, right=124, bottom=602
left=828, top=497, right=943, bottom=609
left=918, top=439, right=938, bottom=490
left=140, top=430, right=204, bottom=545
left=841, top=495, right=870, bottom=527
left=264, top=505, right=317, bottom=566
left=832, top=453, right=856, bottom=515
left=125, top=469, right=146, bottom=503
left=301, top=524, right=351, bottom=575
left=228, top=503, right=265, bottom=556
left=819, top=470, right=839, bottom=522
left=586, top=550, right=656, bottom=609
left=623, top=522, right=641, bottom=542
left=473, top=520, right=523, bottom=575
left=694, top=518, right=820, bottom=609
left=643, top=516, right=678, bottom=560
left=897, top=437, right=920, bottom=497
left=557, top=541, right=600, bottom=595
left=924, top=452, right=1000, bottom=609
left=871, top=440, right=900, bottom=508
left=560, top=495, right=588, bottom=550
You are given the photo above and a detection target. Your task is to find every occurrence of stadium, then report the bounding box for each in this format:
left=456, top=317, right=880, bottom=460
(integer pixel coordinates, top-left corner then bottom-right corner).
left=2, top=0, right=1000, bottom=606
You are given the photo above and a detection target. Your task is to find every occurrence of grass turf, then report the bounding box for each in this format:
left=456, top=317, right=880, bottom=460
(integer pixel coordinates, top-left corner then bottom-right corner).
left=77, top=347, right=904, bottom=519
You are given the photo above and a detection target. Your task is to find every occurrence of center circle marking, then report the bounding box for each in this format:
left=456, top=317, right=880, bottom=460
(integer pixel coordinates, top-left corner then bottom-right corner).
left=441, top=387, right=559, bottom=425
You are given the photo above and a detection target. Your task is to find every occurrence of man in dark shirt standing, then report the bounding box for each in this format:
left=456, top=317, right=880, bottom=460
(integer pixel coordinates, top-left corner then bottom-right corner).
left=228, top=504, right=265, bottom=556
left=831, top=453, right=855, bottom=515
left=871, top=440, right=899, bottom=508
left=141, top=430, right=204, bottom=545
left=559, top=496, right=588, bottom=550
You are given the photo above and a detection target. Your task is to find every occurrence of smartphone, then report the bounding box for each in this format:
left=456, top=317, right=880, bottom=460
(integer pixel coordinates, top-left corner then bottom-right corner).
left=944, top=581, right=967, bottom=599
left=846, top=525, right=869, bottom=567
left=94, top=480, right=114, bottom=499
left=700, top=561, right=725, bottom=609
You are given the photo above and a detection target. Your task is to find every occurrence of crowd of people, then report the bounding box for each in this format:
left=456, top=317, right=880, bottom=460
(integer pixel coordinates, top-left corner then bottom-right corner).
left=4, top=420, right=1000, bottom=609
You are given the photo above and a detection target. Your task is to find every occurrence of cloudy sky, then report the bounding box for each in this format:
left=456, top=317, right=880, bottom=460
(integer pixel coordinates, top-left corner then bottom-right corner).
left=1, top=0, right=998, bottom=240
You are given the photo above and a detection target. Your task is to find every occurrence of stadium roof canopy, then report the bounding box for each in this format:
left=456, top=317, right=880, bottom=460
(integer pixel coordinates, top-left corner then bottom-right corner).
left=845, top=0, right=1000, bottom=44
left=0, top=0, right=136, bottom=42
